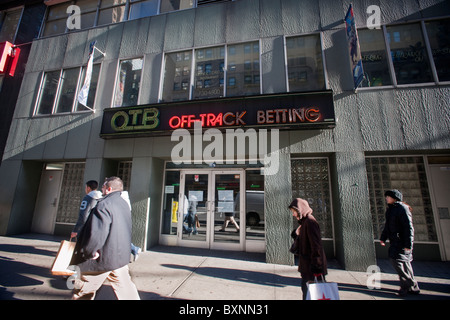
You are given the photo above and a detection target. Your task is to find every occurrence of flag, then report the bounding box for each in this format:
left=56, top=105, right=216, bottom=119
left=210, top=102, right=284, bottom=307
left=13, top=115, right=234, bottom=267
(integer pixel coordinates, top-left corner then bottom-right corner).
left=77, top=41, right=96, bottom=107
left=344, top=5, right=364, bottom=89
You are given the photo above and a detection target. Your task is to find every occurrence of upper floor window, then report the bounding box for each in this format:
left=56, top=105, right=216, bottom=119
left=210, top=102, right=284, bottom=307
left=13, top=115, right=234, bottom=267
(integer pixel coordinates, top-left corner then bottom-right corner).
left=387, top=23, right=433, bottom=85
left=34, top=64, right=100, bottom=115
left=162, top=40, right=260, bottom=102
left=358, top=18, right=450, bottom=88
left=0, top=8, right=23, bottom=43
left=41, top=0, right=197, bottom=37
left=113, top=58, right=143, bottom=107
left=285, top=34, right=326, bottom=92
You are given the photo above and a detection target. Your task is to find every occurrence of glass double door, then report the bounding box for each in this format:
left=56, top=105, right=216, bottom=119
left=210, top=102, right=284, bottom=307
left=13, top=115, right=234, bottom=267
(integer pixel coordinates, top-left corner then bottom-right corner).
left=178, top=170, right=244, bottom=250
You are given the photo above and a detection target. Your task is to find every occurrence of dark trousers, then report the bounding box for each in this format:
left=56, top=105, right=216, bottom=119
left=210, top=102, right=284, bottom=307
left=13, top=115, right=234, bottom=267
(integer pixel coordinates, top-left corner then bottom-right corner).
left=390, top=253, right=419, bottom=293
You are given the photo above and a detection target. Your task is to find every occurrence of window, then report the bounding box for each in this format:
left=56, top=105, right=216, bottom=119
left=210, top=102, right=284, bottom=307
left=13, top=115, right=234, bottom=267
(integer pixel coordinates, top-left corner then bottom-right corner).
left=291, top=158, right=333, bottom=239
left=113, top=58, right=143, bottom=107
left=55, top=68, right=81, bottom=113
left=129, top=0, right=159, bottom=21
left=286, top=34, right=325, bottom=92
left=386, top=23, right=433, bottom=85
left=42, top=3, right=68, bottom=37
left=366, top=156, right=437, bottom=242
left=0, top=8, right=22, bottom=43
left=160, top=0, right=194, bottom=13
left=425, top=18, right=450, bottom=82
left=358, top=28, right=393, bottom=87
left=35, top=64, right=100, bottom=115
left=98, top=0, right=127, bottom=26
left=226, top=41, right=260, bottom=97
left=35, top=70, right=60, bottom=115
left=194, top=46, right=224, bottom=99
left=162, top=41, right=261, bottom=102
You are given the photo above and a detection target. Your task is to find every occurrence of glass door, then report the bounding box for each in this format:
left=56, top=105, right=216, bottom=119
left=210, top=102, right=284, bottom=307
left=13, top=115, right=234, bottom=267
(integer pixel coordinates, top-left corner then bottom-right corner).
left=211, top=171, right=244, bottom=250
left=179, top=171, right=210, bottom=248
left=177, top=169, right=244, bottom=250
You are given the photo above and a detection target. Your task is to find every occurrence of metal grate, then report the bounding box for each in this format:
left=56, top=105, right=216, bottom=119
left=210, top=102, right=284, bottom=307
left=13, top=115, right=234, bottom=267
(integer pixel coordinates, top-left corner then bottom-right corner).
left=117, top=161, right=132, bottom=191
left=366, top=156, right=437, bottom=242
left=56, top=163, right=86, bottom=224
left=291, top=158, right=333, bottom=239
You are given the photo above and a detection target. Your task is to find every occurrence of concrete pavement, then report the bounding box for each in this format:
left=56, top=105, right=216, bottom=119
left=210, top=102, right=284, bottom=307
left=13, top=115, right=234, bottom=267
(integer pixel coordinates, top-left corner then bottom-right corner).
left=1, top=233, right=449, bottom=301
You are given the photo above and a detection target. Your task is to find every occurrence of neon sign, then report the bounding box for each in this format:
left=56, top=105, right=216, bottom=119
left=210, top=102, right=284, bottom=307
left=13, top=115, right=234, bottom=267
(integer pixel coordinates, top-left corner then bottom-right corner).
left=101, top=91, right=335, bottom=138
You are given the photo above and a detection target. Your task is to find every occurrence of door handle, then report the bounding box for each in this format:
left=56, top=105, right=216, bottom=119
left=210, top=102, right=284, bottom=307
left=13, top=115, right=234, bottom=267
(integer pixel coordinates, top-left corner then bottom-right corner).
left=51, top=198, right=58, bottom=207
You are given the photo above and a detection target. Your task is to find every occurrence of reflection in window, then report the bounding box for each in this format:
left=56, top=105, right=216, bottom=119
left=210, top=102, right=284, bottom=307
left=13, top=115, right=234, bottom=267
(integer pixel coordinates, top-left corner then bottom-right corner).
left=98, top=0, right=127, bottom=26
left=286, top=34, right=325, bottom=92
left=358, top=28, right=393, bottom=87
left=129, top=0, right=159, bottom=20
left=194, top=46, right=224, bottom=99
left=162, top=50, right=192, bottom=102
left=245, top=170, right=265, bottom=241
left=160, top=0, right=194, bottom=13
left=36, top=70, right=60, bottom=115
left=387, top=23, right=433, bottom=85
left=0, top=8, right=22, bottom=42
left=162, top=171, right=180, bottom=235
left=114, top=58, right=143, bottom=107
left=425, top=19, right=450, bottom=82
left=227, top=41, right=260, bottom=97
left=55, top=68, right=80, bottom=113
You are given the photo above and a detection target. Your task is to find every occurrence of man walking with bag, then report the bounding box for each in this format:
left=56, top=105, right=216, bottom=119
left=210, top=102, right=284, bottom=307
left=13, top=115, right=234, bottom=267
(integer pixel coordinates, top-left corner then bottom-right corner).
left=71, top=176, right=140, bottom=300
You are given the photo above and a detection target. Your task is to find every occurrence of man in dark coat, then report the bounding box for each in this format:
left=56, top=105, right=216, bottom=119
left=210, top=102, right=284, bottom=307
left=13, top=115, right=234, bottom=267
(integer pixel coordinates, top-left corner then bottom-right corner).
left=71, top=176, right=140, bottom=300
left=289, top=198, right=327, bottom=300
left=380, top=189, right=420, bottom=296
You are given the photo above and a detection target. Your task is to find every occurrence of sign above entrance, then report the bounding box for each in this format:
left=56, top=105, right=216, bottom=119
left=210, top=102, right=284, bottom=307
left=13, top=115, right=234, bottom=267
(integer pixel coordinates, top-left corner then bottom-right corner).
left=100, top=91, right=335, bottom=138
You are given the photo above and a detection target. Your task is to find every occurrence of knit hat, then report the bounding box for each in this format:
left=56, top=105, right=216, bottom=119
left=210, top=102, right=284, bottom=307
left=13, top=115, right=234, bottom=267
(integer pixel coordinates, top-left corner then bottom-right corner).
left=384, top=189, right=403, bottom=202
left=289, top=198, right=313, bottom=217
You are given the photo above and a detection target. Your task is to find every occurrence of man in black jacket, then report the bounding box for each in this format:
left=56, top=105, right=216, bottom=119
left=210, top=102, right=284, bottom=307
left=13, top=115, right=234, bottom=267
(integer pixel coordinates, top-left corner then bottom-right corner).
left=380, top=189, right=420, bottom=296
left=71, top=176, right=140, bottom=300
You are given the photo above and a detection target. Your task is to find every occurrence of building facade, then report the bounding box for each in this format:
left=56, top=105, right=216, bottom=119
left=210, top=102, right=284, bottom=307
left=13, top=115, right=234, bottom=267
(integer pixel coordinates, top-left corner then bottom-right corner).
left=0, top=0, right=449, bottom=271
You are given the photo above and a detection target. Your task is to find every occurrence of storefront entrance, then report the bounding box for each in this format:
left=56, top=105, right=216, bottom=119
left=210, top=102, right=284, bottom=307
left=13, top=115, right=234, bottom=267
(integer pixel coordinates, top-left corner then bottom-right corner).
left=160, top=167, right=265, bottom=252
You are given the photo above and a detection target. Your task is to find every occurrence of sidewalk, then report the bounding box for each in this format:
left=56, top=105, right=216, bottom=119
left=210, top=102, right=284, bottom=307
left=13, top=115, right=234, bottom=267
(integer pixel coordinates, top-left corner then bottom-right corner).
left=1, top=233, right=449, bottom=300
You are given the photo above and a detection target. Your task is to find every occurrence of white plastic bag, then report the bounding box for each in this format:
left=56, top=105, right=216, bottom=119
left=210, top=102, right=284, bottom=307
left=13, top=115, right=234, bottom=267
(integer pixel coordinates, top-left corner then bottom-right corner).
left=306, top=278, right=340, bottom=300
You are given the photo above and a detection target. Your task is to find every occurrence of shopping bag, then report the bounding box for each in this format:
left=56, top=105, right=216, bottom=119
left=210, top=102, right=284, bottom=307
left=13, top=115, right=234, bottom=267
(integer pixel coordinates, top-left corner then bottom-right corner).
left=306, top=279, right=340, bottom=300
left=50, top=239, right=76, bottom=276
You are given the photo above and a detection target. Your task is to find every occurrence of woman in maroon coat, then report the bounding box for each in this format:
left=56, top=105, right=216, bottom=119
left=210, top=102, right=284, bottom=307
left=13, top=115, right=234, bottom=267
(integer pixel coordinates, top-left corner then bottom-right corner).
left=289, top=198, right=327, bottom=300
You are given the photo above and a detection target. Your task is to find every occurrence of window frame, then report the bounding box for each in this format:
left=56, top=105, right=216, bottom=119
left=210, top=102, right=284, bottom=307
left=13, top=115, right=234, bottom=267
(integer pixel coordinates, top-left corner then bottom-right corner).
left=357, top=16, right=450, bottom=91
left=283, top=31, right=328, bottom=93
left=33, top=63, right=101, bottom=116
left=112, top=56, right=145, bottom=108
left=160, top=39, right=262, bottom=102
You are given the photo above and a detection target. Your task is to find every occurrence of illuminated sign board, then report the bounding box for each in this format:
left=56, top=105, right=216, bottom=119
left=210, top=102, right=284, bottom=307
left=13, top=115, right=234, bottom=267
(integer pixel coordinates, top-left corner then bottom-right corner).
left=100, top=91, right=335, bottom=138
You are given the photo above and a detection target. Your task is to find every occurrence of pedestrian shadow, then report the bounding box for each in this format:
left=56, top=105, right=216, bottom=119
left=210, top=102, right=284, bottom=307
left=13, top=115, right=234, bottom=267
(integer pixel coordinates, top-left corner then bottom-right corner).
left=0, top=244, right=56, bottom=257
left=162, top=264, right=300, bottom=288
left=93, top=283, right=181, bottom=300
left=337, top=280, right=450, bottom=300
